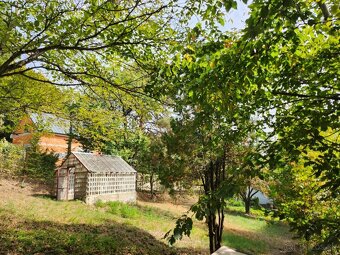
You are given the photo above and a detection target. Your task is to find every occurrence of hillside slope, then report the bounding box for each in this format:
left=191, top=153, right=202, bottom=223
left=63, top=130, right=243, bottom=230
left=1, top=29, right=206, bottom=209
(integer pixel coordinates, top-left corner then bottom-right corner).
left=0, top=178, right=299, bottom=255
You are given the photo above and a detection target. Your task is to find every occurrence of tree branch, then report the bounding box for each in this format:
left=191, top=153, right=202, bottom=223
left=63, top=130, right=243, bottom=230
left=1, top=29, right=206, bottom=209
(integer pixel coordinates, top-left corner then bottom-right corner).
left=317, top=1, right=331, bottom=20
left=272, top=91, right=339, bottom=101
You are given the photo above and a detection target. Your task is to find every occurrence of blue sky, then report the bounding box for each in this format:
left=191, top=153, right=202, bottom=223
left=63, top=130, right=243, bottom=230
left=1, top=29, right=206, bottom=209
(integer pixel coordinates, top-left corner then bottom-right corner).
left=187, top=0, right=251, bottom=32
left=222, top=0, right=250, bottom=31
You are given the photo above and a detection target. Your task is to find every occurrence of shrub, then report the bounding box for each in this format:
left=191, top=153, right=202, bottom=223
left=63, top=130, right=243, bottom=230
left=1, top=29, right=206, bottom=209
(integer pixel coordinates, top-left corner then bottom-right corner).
left=0, top=138, right=24, bottom=175
left=228, top=197, right=244, bottom=207
left=24, top=134, right=58, bottom=182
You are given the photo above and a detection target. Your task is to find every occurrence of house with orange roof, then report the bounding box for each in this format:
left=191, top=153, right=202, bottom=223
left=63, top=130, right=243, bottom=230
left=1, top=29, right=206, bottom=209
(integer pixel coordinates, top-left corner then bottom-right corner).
left=11, top=113, right=81, bottom=160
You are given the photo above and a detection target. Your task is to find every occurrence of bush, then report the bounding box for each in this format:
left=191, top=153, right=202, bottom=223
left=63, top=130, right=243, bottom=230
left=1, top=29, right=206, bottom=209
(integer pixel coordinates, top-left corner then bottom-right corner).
left=0, top=135, right=58, bottom=182
left=228, top=197, right=244, bottom=207
left=24, top=135, right=58, bottom=182
left=0, top=138, right=24, bottom=175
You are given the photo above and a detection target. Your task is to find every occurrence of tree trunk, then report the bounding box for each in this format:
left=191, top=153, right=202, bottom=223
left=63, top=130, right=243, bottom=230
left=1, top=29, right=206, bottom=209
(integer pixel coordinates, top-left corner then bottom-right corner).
left=207, top=215, right=215, bottom=253
left=245, top=198, right=251, bottom=214
left=67, top=113, right=74, bottom=157
left=67, top=125, right=73, bottom=157
left=150, top=173, right=154, bottom=199
left=206, top=205, right=224, bottom=253
left=203, top=158, right=226, bottom=254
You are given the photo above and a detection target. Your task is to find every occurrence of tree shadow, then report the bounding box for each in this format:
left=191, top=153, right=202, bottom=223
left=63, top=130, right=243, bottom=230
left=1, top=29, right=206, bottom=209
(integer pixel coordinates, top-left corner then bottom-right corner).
left=31, top=193, right=55, bottom=199
left=224, top=208, right=268, bottom=221
left=0, top=210, right=207, bottom=255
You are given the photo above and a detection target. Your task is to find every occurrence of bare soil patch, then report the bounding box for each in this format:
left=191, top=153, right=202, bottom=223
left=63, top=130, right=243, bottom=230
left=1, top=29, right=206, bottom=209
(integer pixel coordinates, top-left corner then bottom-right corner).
left=0, top=176, right=50, bottom=203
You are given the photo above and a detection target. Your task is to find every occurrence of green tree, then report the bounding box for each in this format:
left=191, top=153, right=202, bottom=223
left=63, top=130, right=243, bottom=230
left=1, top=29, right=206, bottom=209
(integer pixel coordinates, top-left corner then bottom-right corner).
left=66, top=74, right=166, bottom=156
left=24, top=133, right=59, bottom=182
left=238, top=173, right=268, bottom=215
left=0, top=138, right=24, bottom=175
left=269, top=147, right=339, bottom=253
left=152, top=1, right=339, bottom=252
left=156, top=35, right=256, bottom=252
left=163, top=116, right=243, bottom=253
left=162, top=0, right=339, bottom=251
left=0, top=0, right=204, bottom=99
left=234, top=135, right=269, bottom=215
left=0, top=71, right=66, bottom=138
left=136, top=135, right=166, bottom=198
left=239, top=0, right=339, bottom=250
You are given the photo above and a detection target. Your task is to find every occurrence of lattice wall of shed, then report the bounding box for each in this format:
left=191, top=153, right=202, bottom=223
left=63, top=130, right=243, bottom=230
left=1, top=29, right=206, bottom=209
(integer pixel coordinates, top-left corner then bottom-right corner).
left=87, top=173, right=136, bottom=196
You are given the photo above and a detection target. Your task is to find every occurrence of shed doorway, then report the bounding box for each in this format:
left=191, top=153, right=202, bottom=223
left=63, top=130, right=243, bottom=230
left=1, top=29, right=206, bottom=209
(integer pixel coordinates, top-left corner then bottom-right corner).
left=68, top=167, right=75, bottom=200
left=57, top=167, right=75, bottom=200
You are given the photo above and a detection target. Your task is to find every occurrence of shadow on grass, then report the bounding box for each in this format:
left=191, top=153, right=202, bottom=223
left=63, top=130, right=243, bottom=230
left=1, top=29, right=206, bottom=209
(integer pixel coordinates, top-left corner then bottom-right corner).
left=224, top=207, right=268, bottom=221
left=0, top=210, right=207, bottom=255
left=31, top=193, right=55, bottom=199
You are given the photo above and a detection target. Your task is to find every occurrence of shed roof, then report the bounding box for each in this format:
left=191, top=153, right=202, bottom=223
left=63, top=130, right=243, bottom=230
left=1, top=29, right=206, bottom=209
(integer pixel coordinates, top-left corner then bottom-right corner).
left=72, top=152, right=137, bottom=173
left=30, top=113, right=69, bottom=135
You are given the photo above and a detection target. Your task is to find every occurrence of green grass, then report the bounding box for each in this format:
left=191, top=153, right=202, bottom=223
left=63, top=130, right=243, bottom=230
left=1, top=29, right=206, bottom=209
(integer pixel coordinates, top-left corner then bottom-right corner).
left=220, top=205, right=295, bottom=254
left=95, top=200, right=176, bottom=221
left=0, top=186, right=298, bottom=255
left=223, top=232, right=268, bottom=254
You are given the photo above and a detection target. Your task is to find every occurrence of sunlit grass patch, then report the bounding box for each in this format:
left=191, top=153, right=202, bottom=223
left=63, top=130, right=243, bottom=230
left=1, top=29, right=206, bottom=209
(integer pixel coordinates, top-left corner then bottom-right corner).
left=223, top=230, right=268, bottom=254
left=95, top=200, right=176, bottom=221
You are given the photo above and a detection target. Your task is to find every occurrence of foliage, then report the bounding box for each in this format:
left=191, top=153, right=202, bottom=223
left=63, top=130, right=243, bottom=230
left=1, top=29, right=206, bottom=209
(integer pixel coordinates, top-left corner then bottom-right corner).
left=0, top=133, right=58, bottom=182
left=243, top=0, right=340, bottom=197
left=0, top=71, right=65, bottom=114
left=239, top=0, right=340, bottom=250
left=164, top=215, right=193, bottom=245
left=238, top=174, right=269, bottom=214
left=135, top=135, right=167, bottom=197
left=0, top=0, right=172, bottom=81
left=24, top=134, right=58, bottom=182
left=63, top=68, right=167, bottom=161
left=0, top=138, right=24, bottom=175
left=0, top=71, right=66, bottom=138
left=155, top=0, right=340, bottom=252
left=269, top=149, right=340, bottom=253
left=157, top=34, right=255, bottom=251
left=225, top=135, right=270, bottom=214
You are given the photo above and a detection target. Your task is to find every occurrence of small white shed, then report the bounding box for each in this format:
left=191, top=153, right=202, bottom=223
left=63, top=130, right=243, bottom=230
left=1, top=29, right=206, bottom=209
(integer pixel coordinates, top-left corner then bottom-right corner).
left=55, top=152, right=137, bottom=204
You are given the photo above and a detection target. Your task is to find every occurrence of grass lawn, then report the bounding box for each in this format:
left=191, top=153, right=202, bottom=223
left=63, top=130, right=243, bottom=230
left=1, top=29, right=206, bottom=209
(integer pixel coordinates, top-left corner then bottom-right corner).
left=0, top=179, right=300, bottom=255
